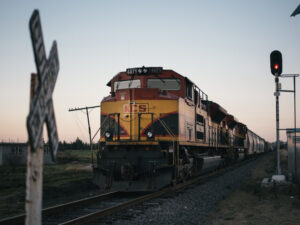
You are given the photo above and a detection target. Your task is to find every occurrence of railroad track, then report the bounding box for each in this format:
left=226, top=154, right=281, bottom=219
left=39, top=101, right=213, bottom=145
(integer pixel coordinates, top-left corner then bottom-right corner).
left=0, top=191, right=136, bottom=225
left=0, top=157, right=259, bottom=225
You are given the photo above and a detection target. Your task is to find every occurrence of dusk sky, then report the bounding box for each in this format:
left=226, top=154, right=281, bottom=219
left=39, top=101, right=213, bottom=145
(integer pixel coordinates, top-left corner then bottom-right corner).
left=0, top=0, right=299, bottom=143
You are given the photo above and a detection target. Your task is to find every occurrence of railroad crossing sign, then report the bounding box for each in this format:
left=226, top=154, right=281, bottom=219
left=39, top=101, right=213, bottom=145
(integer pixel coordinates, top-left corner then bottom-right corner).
left=27, top=10, right=59, bottom=158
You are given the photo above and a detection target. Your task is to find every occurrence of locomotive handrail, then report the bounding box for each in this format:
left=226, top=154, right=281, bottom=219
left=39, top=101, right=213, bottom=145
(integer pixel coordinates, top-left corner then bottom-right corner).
left=137, top=112, right=154, bottom=141
left=92, top=127, right=100, bottom=142
left=99, top=116, right=109, bottom=138
left=92, top=116, right=110, bottom=167
left=157, top=117, right=177, bottom=168
left=105, top=113, right=121, bottom=141
left=87, top=116, right=110, bottom=168
left=157, top=117, right=175, bottom=137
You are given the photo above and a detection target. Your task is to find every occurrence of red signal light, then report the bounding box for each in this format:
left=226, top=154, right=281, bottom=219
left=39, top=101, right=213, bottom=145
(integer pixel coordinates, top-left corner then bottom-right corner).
left=270, top=50, right=282, bottom=75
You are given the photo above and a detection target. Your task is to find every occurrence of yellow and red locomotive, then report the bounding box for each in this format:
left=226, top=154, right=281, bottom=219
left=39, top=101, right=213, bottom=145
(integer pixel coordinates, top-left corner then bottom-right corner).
left=93, top=67, right=266, bottom=191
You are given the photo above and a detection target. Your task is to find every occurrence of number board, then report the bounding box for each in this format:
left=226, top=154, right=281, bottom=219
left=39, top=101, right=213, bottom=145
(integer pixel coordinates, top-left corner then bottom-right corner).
left=27, top=10, right=59, bottom=159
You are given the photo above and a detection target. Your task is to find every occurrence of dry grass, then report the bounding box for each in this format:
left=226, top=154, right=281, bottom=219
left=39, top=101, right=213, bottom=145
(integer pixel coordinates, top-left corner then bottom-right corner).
left=0, top=150, right=99, bottom=219
left=210, top=151, right=300, bottom=225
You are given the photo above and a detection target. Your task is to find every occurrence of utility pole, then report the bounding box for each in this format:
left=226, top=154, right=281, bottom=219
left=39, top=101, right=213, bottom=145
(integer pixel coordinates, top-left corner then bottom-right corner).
left=68, top=105, right=100, bottom=148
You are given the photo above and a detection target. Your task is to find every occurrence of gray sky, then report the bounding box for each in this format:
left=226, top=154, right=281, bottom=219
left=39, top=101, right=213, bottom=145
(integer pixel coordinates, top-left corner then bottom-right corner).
left=0, top=0, right=299, bottom=143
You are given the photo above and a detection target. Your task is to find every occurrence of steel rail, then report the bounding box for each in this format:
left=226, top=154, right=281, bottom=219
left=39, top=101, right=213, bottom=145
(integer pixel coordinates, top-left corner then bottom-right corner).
left=0, top=191, right=119, bottom=225
left=0, top=155, right=261, bottom=225
left=59, top=156, right=260, bottom=225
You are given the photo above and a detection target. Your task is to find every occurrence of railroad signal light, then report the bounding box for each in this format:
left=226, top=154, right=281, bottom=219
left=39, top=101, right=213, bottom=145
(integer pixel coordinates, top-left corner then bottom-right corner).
left=270, top=50, right=282, bottom=76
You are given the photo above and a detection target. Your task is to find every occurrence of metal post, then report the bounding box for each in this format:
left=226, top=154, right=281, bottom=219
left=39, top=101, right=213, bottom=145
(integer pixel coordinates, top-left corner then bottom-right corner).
left=275, top=74, right=281, bottom=175
left=274, top=73, right=299, bottom=180
left=117, top=113, right=120, bottom=141
left=138, top=113, right=141, bottom=141
left=294, top=76, right=297, bottom=179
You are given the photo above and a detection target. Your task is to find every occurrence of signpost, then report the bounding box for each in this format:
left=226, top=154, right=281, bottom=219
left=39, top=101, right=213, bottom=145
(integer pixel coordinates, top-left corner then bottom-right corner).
left=26, top=10, right=59, bottom=225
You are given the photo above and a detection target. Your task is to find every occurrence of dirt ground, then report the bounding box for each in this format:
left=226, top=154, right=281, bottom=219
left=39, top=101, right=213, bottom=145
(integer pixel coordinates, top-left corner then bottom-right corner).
left=210, top=150, right=300, bottom=225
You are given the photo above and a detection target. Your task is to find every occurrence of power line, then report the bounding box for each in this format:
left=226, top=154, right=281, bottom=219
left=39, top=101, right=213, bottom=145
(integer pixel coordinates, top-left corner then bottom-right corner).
left=68, top=105, right=100, bottom=147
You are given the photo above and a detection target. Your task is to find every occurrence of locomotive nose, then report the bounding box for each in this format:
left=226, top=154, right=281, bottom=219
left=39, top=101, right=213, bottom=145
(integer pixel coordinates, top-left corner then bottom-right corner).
left=121, top=163, right=135, bottom=180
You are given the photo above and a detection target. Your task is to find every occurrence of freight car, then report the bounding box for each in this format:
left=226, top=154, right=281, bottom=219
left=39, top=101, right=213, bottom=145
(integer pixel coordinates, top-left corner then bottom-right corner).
left=93, top=67, right=266, bottom=191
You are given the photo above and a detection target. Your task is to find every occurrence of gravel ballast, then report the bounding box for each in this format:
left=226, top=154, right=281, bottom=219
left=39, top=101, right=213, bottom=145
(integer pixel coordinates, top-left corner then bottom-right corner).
left=97, top=156, right=266, bottom=225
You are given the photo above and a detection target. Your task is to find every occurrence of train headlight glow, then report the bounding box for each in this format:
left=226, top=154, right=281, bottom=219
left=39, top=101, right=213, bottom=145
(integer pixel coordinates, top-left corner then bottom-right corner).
left=105, top=131, right=111, bottom=139
left=147, top=131, right=154, bottom=139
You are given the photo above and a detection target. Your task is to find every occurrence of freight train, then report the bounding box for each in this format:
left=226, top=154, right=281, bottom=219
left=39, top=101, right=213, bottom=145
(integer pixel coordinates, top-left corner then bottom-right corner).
left=93, top=67, right=267, bottom=191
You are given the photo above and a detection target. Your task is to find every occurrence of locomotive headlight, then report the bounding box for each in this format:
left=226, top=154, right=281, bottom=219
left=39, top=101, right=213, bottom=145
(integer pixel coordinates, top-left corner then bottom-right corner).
left=105, top=131, right=112, bottom=140
left=147, top=131, right=154, bottom=140
left=147, top=131, right=153, bottom=138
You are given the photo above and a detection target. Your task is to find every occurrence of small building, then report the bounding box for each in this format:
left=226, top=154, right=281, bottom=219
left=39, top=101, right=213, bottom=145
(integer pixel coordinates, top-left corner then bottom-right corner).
left=286, top=128, right=300, bottom=181
left=0, top=142, right=54, bottom=166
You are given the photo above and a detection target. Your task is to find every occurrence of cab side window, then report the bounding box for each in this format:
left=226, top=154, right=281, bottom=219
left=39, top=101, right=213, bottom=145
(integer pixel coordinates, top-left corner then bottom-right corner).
left=185, top=79, right=193, bottom=100
left=194, top=90, right=199, bottom=105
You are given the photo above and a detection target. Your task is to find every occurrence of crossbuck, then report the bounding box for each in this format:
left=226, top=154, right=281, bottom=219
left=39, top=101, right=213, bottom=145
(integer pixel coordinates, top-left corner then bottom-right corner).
left=27, top=10, right=59, bottom=158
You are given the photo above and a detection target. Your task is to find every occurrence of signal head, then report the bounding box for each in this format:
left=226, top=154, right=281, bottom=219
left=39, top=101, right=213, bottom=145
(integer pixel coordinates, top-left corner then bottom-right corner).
left=270, top=50, right=282, bottom=76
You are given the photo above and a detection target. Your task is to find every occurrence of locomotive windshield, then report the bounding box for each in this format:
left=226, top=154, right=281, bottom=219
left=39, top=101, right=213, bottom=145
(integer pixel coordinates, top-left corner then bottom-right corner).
left=114, top=79, right=141, bottom=91
left=147, top=79, right=181, bottom=91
